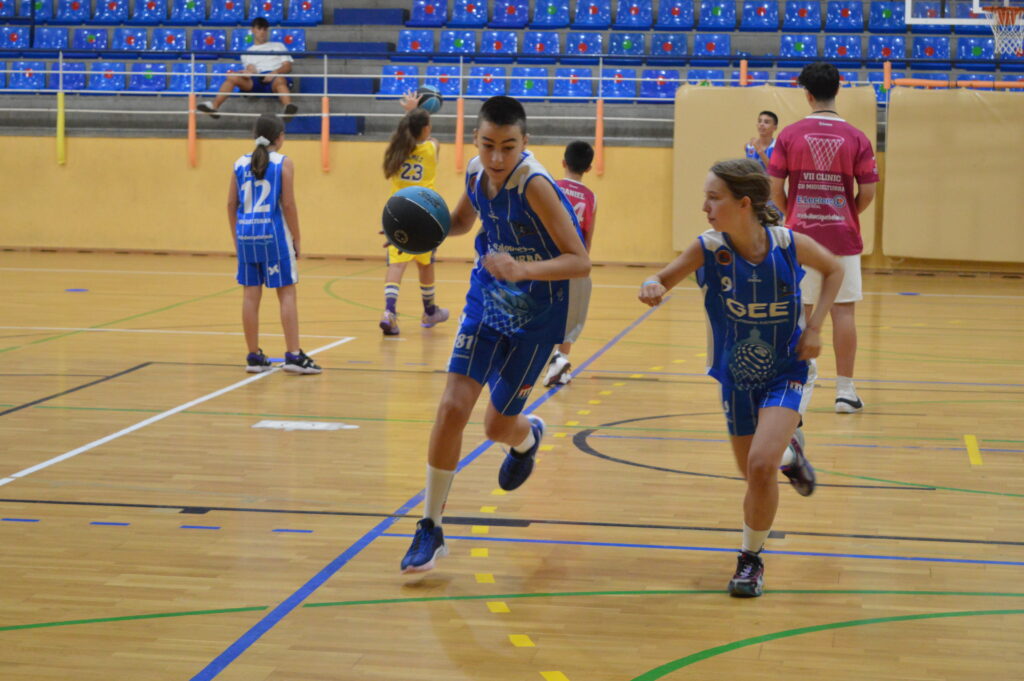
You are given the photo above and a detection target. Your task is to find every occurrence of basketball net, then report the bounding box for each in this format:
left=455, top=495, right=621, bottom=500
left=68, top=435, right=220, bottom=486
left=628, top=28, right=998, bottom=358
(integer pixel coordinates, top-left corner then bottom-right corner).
left=983, top=6, right=1024, bottom=56
left=804, top=134, right=845, bottom=172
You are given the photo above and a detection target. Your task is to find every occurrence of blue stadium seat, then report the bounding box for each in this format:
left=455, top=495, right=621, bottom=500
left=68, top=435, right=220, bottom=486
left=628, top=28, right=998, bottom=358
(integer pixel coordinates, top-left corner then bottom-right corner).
left=33, top=26, right=68, bottom=53
left=564, top=31, right=603, bottom=63
left=912, top=35, right=950, bottom=69
left=650, top=32, right=687, bottom=58
left=93, top=0, right=128, bottom=23
left=54, top=0, right=88, bottom=23
left=48, top=60, right=85, bottom=89
left=208, top=0, right=245, bottom=25
left=88, top=61, right=126, bottom=91
left=572, top=0, right=610, bottom=28
left=466, top=65, right=506, bottom=97
left=270, top=27, right=305, bottom=52
left=608, top=32, right=645, bottom=63
left=128, top=62, right=167, bottom=91
left=956, top=37, right=995, bottom=70
left=825, top=0, right=862, bottom=31
left=490, top=0, right=528, bottom=27
left=867, top=70, right=902, bottom=104
left=72, top=28, right=108, bottom=51
left=284, top=0, right=321, bottom=25
left=153, top=28, right=187, bottom=53
left=530, top=0, right=568, bottom=27
left=553, top=66, right=594, bottom=99
left=699, top=0, right=736, bottom=29
left=449, top=0, right=486, bottom=27
left=839, top=69, right=859, bottom=85
left=868, top=1, right=905, bottom=33
left=192, top=29, right=228, bottom=54
left=9, top=60, right=45, bottom=89
left=740, top=1, right=779, bottom=31
left=438, top=29, right=475, bottom=61
left=479, top=29, right=517, bottom=62
left=378, top=64, right=419, bottom=96
left=730, top=68, right=770, bottom=85
left=407, top=0, right=445, bottom=27
left=208, top=61, right=243, bottom=91
left=654, top=0, right=694, bottom=28
left=774, top=69, right=800, bottom=86
left=169, top=0, right=204, bottom=24
left=169, top=61, right=206, bottom=93
left=909, top=1, right=949, bottom=33
left=249, top=0, right=283, bottom=23
left=424, top=64, right=460, bottom=95
left=509, top=66, right=548, bottom=98
left=0, top=0, right=11, bottom=17
left=687, top=68, right=725, bottom=85
left=1001, top=73, right=1024, bottom=84
left=113, top=27, right=148, bottom=54
left=867, top=35, right=905, bottom=66
left=19, top=0, right=54, bottom=20
left=958, top=72, right=995, bottom=89
left=395, top=29, right=433, bottom=61
left=780, top=34, right=819, bottom=65
left=824, top=35, right=861, bottom=65
left=783, top=1, right=821, bottom=31
left=231, top=27, right=254, bottom=50
left=614, top=0, right=653, bottom=29
left=953, top=3, right=988, bottom=34
left=520, top=30, right=559, bottom=61
left=639, top=68, right=679, bottom=99
left=692, top=32, right=729, bottom=65
left=1002, top=51, right=1024, bottom=73
left=129, top=0, right=166, bottom=24
left=601, top=66, right=637, bottom=99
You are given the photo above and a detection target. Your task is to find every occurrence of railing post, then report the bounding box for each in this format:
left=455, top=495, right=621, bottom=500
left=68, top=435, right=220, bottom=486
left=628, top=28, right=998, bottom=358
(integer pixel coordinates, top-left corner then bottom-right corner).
left=187, top=53, right=197, bottom=168
left=454, top=55, right=465, bottom=174
left=56, top=51, right=66, bottom=165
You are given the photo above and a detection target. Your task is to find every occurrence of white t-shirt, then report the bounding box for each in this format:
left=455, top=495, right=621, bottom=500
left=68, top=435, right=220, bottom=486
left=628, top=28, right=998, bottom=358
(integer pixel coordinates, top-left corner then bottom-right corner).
left=241, top=41, right=294, bottom=73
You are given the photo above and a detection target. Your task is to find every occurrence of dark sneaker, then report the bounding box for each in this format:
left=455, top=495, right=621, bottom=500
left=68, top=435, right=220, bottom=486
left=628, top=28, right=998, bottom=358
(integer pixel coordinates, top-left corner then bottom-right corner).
left=498, top=415, right=544, bottom=491
left=728, top=550, right=765, bottom=598
left=196, top=101, right=220, bottom=119
left=283, top=349, right=321, bottom=375
left=282, top=103, right=298, bottom=121
left=543, top=352, right=571, bottom=387
left=380, top=311, right=400, bottom=336
left=245, top=348, right=273, bottom=373
left=421, top=307, right=449, bottom=328
left=780, top=428, right=815, bottom=497
left=835, top=394, right=864, bottom=414
left=401, top=518, right=448, bottom=573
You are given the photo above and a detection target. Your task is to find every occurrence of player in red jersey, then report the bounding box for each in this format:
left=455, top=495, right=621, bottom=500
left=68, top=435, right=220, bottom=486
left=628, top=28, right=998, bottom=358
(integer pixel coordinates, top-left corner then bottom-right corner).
left=768, top=62, right=878, bottom=414
left=545, top=140, right=598, bottom=387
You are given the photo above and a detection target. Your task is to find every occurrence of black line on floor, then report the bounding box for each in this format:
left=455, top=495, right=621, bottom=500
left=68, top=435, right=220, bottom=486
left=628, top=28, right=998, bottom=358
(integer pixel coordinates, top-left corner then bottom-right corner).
left=0, top=362, right=153, bottom=417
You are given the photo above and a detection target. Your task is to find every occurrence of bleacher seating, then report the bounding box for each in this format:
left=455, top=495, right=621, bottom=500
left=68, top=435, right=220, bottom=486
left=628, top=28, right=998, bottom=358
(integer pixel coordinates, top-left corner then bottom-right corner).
left=153, top=27, right=187, bottom=53
left=953, top=3, right=989, bottom=34
left=553, top=66, right=593, bottom=98
left=613, top=0, right=652, bottom=29
left=271, top=27, right=306, bottom=51
left=208, top=0, right=245, bottom=25
left=72, top=28, right=107, bottom=51
left=651, top=32, right=687, bottom=58
left=520, top=30, right=560, bottom=61
left=466, top=65, right=505, bottom=96
left=284, top=0, right=320, bottom=25
left=4, top=25, right=29, bottom=50
left=407, top=0, right=445, bottom=26
left=93, top=0, right=129, bottom=24
left=563, top=30, right=602, bottom=63
left=191, top=29, right=227, bottom=54
left=509, top=65, right=548, bottom=98
left=55, top=0, right=89, bottom=23
left=867, top=70, right=902, bottom=103
left=10, top=60, right=45, bottom=89
left=169, top=0, right=204, bottom=25
left=911, top=35, right=950, bottom=69
left=868, top=1, right=905, bottom=33
left=489, top=0, right=528, bottom=27
left=740, top=2, right=779, bottom=31
left=449, top=0, right=486, bottom=27
left=208, top=61, right=241, bottom=91
left=395, top=29, right=433, bottom=60
left=34, top=26, right=68, bottom=53
left=654, top=0, right=694, bottom=29
left=958, top=72, right=995, bottom=89
left=128, top=61, right=167, bottom=91
left=130, top=0, right=167, bottom=24
left=909, top=1, right=949, bottom=33
left=783, top=1, right=822, bottom=31
left=688, top=67, right=725, bottom=85
left=824, top=34, right=861, bottom=65
left=169, top=61, right=206, bottom=92
left=479, top=29, right=517, bottom=62
left=88, top=60, right=125, bottom=91
left=608, top=31, right=645, bottom=62
left=379, top=64, right=418, bottom=96
left=956, top=37, right=996, bottom=70
left=774, top=69, right=801, bottom=86
left=640, top=68, right=679, bottom=99
left=692, top=32, right=729, bottom=65
left=49, top=60, right=85, bottom=89
left=572, top=0, right=610, bottom=28
left=731, top=68, right=770, bottom=85
left=112, top=27, right=148, bottom=53
left=530, top=0, right=569, bottom=27
left=781, top=33, right=819, bottom=65
left=867, top=34, right=905, bottom=66
left=438, top=29, right=476, bottom=60
left=699, top=0, right=736, bottom=29
left=601, top=66, right=637, bottom=98
left=424, top=64, right=460, bottom=94
left=249, top=0, right=283, bottom=23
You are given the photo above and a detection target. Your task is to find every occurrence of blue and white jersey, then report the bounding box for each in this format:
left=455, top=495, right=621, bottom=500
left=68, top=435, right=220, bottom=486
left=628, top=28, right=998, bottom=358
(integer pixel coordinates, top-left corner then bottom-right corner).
left=696, top=225, right=807, bottom=390
left=463, top=151, right=591, bottom=344
left=233, top=151, right=294, bottom=264
left=744, top=139, right=775, bottom=170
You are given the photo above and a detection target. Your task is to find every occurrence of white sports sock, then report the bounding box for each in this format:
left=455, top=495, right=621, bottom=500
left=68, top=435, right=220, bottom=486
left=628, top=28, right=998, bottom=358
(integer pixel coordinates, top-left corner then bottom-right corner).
left=511, top=425, right=536, bottom=455
left=423, top=465, right=455, bottom=525
left=742, top=524, right=770, bottom=554
left=780, top=443, right=796, bottom=467
left=836, top=375, right=856, bottom=396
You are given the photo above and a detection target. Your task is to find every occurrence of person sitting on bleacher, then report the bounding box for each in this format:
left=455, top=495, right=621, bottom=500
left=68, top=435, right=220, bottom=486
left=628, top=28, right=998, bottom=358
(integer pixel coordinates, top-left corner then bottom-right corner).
left=198, top=17, right=298, bottom=120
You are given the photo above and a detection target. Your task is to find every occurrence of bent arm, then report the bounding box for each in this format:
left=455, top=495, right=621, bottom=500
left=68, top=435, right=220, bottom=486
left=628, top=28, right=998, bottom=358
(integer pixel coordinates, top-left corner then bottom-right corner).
left=855, top=182, right=876, bottom=215
left=769, top=176, right=787, bottom=217
left=227, top=173, right=239, bottom=250
left=449, top=191, right=478, bottom=236
left=794, top=233, right=843, bottom=331
left=517, top=178, right=590, bottom=281
left=280, top=158, right=301, bottom=255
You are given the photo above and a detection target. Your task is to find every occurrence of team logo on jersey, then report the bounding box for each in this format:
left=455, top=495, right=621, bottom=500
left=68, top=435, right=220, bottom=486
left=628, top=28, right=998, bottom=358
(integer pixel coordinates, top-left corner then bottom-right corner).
left=748, top=272, right=762, bottom=283
left=777, top=281, right=793, bottom=296
left=721, top=276, right=733, bottom=292
left=512, top=220, right=537, bottom=238
left=516, top=384, right=534, bottom=401
left=715, top=249, right=733, bottom=266
left=787, top=380, right=804, bottom=394
left=267, top=264, right=281, bottom=276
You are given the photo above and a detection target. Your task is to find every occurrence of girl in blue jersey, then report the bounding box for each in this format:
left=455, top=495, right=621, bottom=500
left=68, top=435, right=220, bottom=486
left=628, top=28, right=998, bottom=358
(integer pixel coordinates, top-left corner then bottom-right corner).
left=228, top=113, right=320, bottom=375
left=639, top=158, right=843, bottom=598
left=401, top=96, right=592, bottom=574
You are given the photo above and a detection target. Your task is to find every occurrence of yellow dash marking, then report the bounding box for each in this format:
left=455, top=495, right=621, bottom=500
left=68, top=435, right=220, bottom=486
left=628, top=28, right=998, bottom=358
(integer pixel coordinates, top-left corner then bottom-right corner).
left=630, top=373, right=644, bottom=378
left=475, top=573, right=495, bottom=583
left=487, top=601, right=510, bottom=613
left=539, top=444, right=554, bottom=451
left=472, top=525, right=489, bottom=534
left=541, top=673, right=571, bottom=681
left=964, top=434, right=983, bottom=466
left=554, top=432, right=567, bottom=438
left=588, top=399, right=601, bottom=405
left=577, top=409, right=591, bottom=415
left=509, top=634, right=535, bottom=647
left=479, top=506, right=497, bottom=513
left=491, top=488, right=508, bottom=496
left=649, top=366, right=663, bottom=370
left=566, top=420, right=579, bottom=426
left=672, top=359, right=685, bottom=364
left=471, top=548, right=489, bottom=558
left=695, top=352, right=707, bottom=358
left=613, top=382, right=625, bottom=386
left=599, top=390, right=612, bottom=396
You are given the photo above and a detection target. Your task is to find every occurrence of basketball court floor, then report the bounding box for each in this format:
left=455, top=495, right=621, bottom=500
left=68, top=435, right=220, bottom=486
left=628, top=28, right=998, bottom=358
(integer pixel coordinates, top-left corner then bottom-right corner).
left=1, top=251, right=1022, bottom=680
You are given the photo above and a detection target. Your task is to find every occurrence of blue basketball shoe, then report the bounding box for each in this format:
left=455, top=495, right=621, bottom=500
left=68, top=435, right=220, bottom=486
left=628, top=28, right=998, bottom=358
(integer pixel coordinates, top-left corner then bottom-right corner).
left=728, top=550, right=765, bottom=598
left=498, top=415, right=544, bottom=491
left=245, top=348, right=273, bottom=373
left=401, top=518, right=448, bottom=573
left=780, top=427, right=815, bottom=497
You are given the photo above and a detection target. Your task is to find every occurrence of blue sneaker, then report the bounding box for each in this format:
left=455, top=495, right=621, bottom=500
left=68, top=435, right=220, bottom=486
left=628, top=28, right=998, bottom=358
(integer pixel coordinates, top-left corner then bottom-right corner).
left=498, top=415, right=544, bottom=491
left=780, top=427, right=815, bottom=497
left=400, top=518, right=448, bottom=574
left=728, top=550, right=765, bottom=598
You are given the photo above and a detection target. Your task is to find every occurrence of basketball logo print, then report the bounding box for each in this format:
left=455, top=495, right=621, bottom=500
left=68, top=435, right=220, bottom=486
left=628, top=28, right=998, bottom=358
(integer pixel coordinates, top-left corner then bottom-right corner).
left=727, top=328, right=777, bottom=389
left=393, top=229, right=409, bottom=245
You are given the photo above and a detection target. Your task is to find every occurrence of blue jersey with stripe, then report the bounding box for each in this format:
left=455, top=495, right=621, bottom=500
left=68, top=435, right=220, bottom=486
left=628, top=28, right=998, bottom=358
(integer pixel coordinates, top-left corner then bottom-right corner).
left=462, top=151, right=591, bottom=343
left=695, top=225, right=808, bottom=389
left=233, top=151, right=293, bottom=264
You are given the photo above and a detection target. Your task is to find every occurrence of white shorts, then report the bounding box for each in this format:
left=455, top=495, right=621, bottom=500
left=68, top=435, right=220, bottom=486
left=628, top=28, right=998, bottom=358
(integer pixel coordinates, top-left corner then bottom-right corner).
left=801, top=254, right=862, bottom=305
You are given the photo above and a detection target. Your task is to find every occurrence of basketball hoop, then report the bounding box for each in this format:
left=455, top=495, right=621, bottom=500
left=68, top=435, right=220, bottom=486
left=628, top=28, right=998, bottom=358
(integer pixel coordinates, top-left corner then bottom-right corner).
left=982, top=5, right=1024, bottom=56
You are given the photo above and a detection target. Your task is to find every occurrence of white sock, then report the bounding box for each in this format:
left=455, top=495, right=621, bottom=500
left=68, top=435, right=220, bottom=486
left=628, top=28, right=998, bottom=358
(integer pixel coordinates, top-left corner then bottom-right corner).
left=742, top=524, right=770, bottom=554
left=780, top=443, right=796, bottom=467
left=423, top=465, right=455, bottom=525
left=511, top=426, right=536, bottom=455
left=836, top=375, right=856, bottom=396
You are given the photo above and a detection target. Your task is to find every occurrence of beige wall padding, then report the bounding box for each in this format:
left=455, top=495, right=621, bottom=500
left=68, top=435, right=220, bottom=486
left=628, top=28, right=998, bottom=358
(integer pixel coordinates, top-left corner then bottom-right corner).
left=883, top=87, right=1024, bottom=262
left=672, top=84, right=878, bottom=255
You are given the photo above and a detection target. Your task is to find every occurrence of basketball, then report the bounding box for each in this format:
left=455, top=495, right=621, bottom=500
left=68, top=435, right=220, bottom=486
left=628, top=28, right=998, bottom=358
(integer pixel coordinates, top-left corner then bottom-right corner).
left=381, top=186, right=451, bottom=255
left=416, top=85, right=443, bottom=114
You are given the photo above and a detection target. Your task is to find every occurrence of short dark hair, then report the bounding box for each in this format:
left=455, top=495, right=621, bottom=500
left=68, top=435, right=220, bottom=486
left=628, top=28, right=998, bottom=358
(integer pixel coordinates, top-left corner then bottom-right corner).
left=478, top=95, right=527, bottom=135
left=251, top=16, right=270, bottom=29
left=758, top=110, right=778, bottom=126
left=798, top=62, right=840, bottom=101
left=563, top=140, right=594, bottom=174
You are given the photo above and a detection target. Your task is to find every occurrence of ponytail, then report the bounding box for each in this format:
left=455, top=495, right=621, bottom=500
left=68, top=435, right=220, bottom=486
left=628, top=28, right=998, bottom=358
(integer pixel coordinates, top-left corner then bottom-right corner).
left=383, top=108, right=431, bottom=179
left=710, top=158, right=783, bottom=226
left=251, top=113, right=284, bottom=180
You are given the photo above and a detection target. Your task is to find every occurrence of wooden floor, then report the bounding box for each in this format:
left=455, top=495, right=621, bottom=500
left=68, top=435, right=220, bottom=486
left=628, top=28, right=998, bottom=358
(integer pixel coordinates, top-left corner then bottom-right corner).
left=1, top=250, right=1023, bottom=681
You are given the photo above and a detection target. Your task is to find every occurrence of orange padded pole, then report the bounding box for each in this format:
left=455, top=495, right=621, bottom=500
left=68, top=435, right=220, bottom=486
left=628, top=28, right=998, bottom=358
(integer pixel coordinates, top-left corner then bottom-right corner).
left=740, top=58, right=749, bottom=86
left=454, top=96, right=465, bottom=173
left=594, top=98, right=605, bottom=176
left=894, top=77, right=950, bottom=89
left=320, top=96, right=330, bottom=173
left=883, top=60, right=892, bottom=91
left=187, top=92, right=197, bottom=168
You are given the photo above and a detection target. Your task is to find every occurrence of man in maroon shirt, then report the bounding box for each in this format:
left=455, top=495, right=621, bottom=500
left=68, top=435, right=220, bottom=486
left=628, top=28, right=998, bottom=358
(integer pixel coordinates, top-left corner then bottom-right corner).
left=768, top=62, right=878, bottom=414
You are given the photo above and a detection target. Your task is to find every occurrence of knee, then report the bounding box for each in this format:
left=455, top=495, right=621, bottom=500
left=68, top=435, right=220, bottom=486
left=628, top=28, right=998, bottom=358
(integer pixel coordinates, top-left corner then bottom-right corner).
left=436, top=394, right=472, bottom=428
left=746, top=454, right=778, bottom=486
left=483, top=413, right=516, bottom=442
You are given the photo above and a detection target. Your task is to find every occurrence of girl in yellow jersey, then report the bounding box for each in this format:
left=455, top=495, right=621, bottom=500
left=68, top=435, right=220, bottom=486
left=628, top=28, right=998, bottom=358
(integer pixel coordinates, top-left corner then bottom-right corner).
left=379, top=93, right=449, bottom=335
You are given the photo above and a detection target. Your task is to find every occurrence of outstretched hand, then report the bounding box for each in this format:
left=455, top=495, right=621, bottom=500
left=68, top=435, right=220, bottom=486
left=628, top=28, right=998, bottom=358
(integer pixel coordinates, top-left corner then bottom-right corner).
left=399, top=90, right=419, bottom=112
